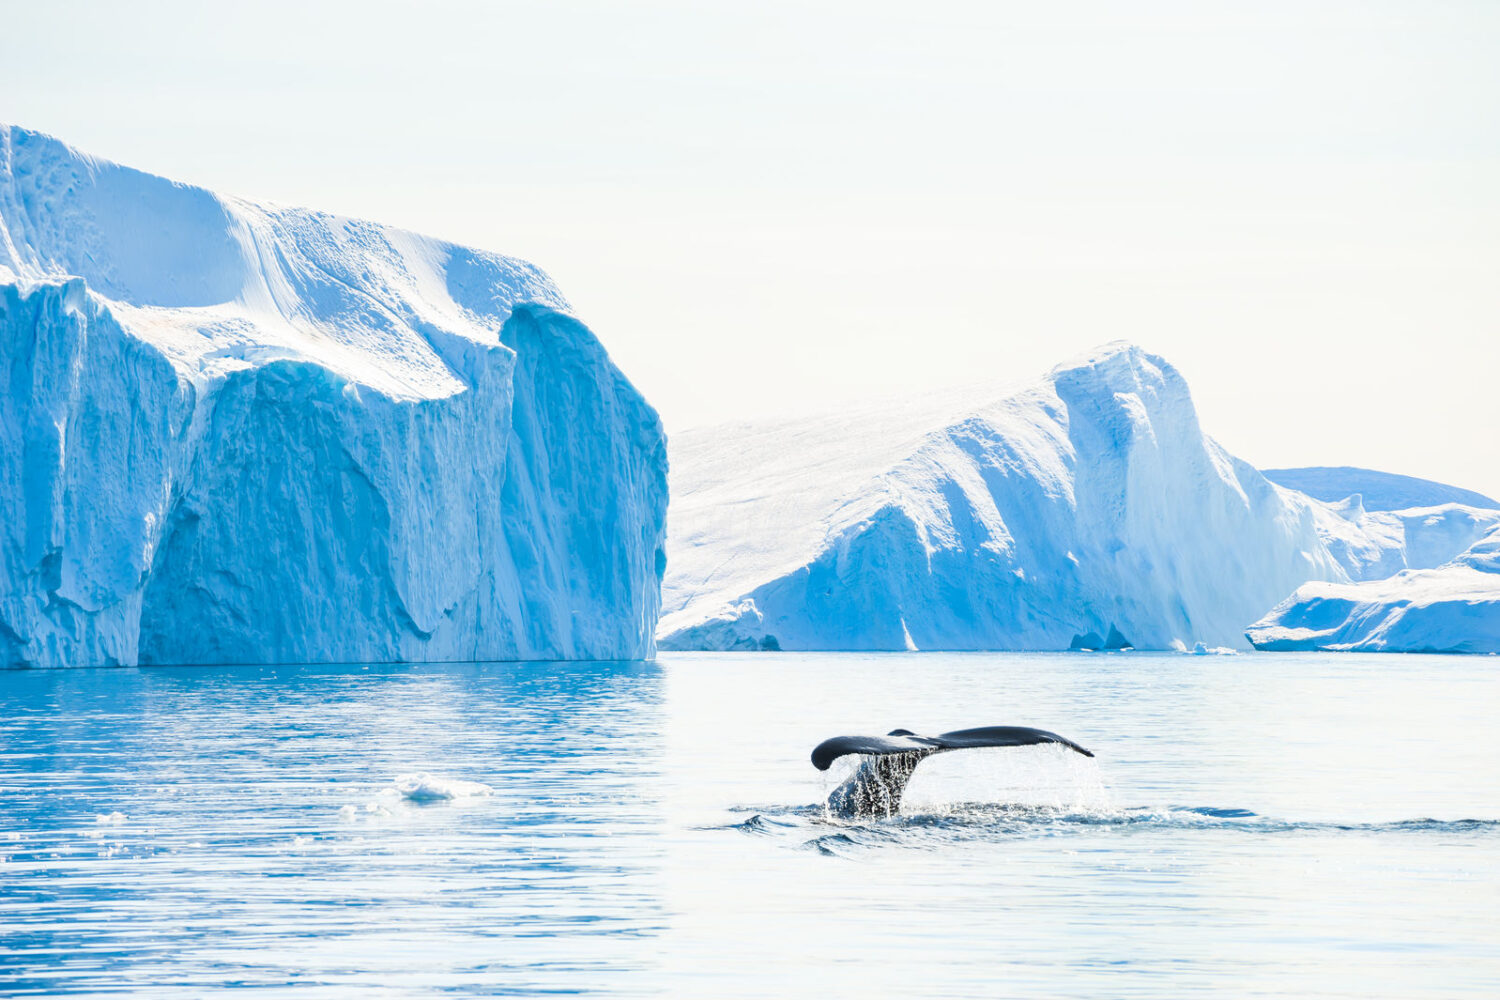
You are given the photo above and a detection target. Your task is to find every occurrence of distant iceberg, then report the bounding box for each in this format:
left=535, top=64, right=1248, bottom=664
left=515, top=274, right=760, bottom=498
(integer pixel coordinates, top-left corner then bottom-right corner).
left=658, top=344, right=1498, bottom=652
left=1, top=125, right=667, bottom=667
left=661, top=344, right=1341, bottom=651
left=1246, top=526, right=1500, bottom=654
left=1262, top=466, right=1497, bottom=512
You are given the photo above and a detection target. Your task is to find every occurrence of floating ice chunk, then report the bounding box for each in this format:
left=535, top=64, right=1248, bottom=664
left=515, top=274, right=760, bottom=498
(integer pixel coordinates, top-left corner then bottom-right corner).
left=393, top=772, right=493, bottom=802
left=95, top=811, right=127, bottom=825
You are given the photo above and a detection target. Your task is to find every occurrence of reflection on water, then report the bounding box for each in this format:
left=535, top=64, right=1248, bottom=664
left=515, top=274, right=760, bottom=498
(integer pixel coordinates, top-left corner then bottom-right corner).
left=0, top=662, right=667, bottom=997
left=2, top=652, right=1498, bottom=997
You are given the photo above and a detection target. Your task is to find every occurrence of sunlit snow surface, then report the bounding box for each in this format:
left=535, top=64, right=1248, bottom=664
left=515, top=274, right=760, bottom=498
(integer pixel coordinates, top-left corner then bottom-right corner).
left=0, top=124, right=667, bottom=666
left=3, top=653, right=1498, bottom=997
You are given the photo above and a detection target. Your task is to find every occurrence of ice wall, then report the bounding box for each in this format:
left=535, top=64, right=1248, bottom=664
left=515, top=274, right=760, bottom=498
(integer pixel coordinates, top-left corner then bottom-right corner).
left=0, top=125, right=666, bottom=667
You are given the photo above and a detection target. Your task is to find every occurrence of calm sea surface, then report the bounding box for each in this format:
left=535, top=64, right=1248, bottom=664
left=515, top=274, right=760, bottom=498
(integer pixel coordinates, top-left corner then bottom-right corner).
left=2, top=651, right=1497, bottom=998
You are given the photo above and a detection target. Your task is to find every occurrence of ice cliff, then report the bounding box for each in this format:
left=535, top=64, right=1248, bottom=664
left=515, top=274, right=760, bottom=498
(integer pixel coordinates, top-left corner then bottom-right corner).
left=1246, top=525, right=1500, bottom=654
left=661, top=344, right=1350, bottom=651
left=1, top=125, right=667, bottom=667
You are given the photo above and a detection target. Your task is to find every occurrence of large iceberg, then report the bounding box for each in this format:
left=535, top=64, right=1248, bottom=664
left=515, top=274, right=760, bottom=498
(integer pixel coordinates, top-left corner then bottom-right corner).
left=662, top=344, right=1350, bottom=651
left=1, top=125, right=667, bottom=667
left=659, top=344, right=1499, bottom=652
left=1246, top=526, right=1500, bottom=653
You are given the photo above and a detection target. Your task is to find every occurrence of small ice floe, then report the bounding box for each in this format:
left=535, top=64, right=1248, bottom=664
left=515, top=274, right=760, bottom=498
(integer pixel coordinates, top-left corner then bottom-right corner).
left=1173, top=639, right=1235, bottom=655
left=95, top=811, right=128, bottom=825
left=392, top=772, right=493, bottom=802
left=338, top=799, right=396, bottom=822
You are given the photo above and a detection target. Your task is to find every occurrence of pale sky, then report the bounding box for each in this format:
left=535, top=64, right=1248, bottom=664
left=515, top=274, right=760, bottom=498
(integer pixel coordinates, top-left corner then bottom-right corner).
left=3, top=0, right=1498, bottom=497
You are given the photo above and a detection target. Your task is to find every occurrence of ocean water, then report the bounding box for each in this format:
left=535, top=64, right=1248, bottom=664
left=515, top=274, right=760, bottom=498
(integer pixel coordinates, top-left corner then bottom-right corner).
left=1, top=651, right=1497, bottom=998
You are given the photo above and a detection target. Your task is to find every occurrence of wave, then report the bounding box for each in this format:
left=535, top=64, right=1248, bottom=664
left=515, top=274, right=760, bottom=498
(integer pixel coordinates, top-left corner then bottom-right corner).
left=710, top=802, right=1500, bottom=855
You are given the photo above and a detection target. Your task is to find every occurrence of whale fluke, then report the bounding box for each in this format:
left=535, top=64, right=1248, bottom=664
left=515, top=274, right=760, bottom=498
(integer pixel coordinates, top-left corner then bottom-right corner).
left=812, top=725, right=1094, bottom=818
left=811, top=725, right=1093, bottom=771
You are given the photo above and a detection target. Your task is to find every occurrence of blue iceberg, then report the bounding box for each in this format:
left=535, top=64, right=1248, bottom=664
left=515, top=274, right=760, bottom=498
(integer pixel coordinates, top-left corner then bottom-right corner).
left=0, top=125, right=667, bottom=666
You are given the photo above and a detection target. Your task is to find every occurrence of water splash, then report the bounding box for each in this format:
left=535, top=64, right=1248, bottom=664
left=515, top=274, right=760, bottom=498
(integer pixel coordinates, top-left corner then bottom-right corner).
left=816, top=743, right=1116, bottom=819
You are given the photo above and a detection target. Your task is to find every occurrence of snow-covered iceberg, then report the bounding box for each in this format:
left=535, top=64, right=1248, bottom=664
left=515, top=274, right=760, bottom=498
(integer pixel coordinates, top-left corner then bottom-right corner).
left=660, top=344, right=1356, bottom=652
left=1246, top=525, right=1500, bottom=653
left=1, top=125, right=667, bottom=667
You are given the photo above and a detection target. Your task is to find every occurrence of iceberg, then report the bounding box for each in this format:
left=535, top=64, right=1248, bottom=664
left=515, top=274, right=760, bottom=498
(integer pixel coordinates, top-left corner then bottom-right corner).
left=1293, top=496, right=1500, bottom=583
left=660, top=343, right=1356, bottom=651
left=1262, top=466, right=1497, bottom=512
left=659, top=344, right=1499, bottom=652
left=1, top=125, right=667, bottom=667
left=1246, top=526, right=1500, bottom=653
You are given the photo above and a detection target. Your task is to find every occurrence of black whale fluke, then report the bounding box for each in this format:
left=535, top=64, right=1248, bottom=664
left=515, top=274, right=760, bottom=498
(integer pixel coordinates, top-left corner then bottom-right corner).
left=811, top=725, right=1093, bottom=771
left=811, top=725, right=1095, bottom=818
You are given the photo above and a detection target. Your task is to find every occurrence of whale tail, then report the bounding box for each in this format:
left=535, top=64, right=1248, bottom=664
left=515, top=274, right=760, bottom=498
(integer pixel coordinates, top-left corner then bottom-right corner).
left=813, top=725, right=1094, bottom=818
